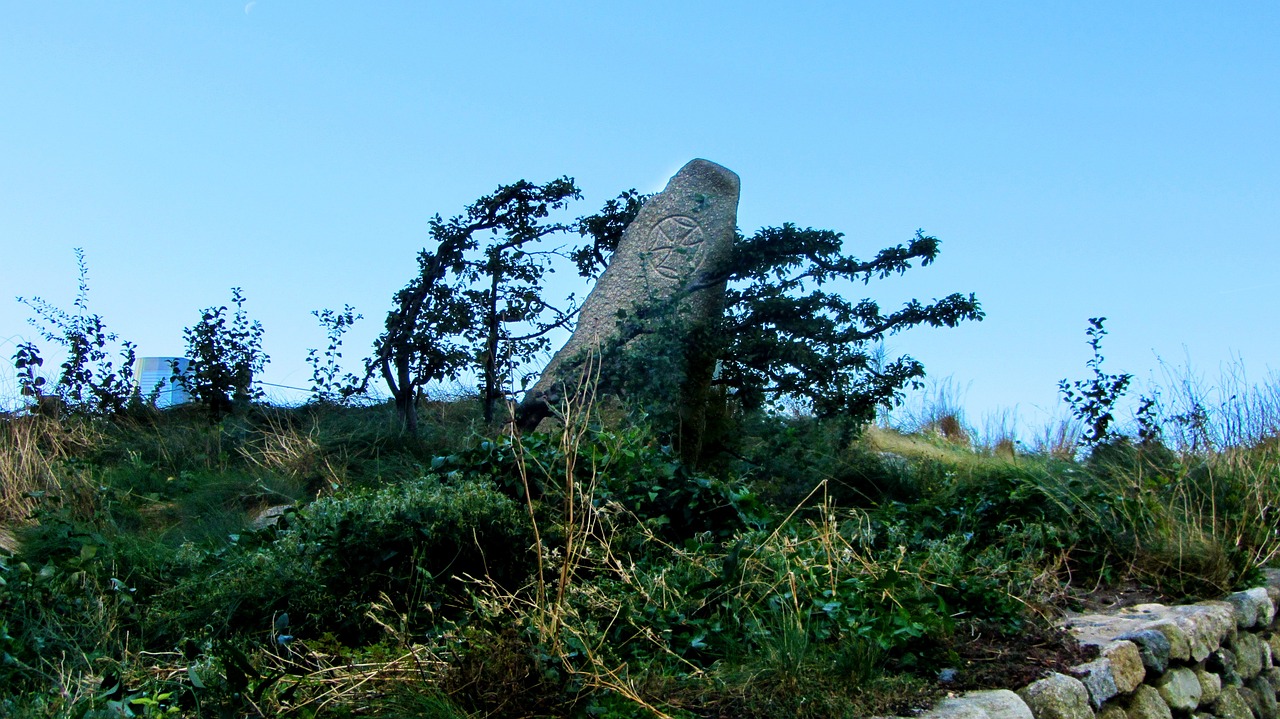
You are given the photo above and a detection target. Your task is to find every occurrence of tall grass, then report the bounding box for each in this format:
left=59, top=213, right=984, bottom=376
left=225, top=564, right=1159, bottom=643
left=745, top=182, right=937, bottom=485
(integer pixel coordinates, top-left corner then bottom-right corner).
left=1148, top=355, right=1280, bottom=452
left=0, top=414, right=98, bottom=527
left=6, top=349, right=1280, bottom=717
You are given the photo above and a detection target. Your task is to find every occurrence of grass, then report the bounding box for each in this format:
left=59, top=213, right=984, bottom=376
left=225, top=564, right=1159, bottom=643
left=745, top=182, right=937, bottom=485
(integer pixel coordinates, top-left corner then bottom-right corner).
left=3, top=367, right=1280, bottom=718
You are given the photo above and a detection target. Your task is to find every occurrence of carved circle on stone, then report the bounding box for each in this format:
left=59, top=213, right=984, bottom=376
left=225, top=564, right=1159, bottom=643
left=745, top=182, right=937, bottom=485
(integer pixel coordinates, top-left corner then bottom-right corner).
left=647, top=215, right=706, bottom=280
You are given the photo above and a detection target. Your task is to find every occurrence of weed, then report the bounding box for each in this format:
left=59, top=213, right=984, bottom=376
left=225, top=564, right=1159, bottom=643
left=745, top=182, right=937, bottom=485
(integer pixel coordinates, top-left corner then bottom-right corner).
left=179, top=288, right=268, bottom=420
left=14, top=248, right=138, bottom=416
left=1060, top=317, right=1132, bottom=448
left=306, top=304, right=364, bottom=405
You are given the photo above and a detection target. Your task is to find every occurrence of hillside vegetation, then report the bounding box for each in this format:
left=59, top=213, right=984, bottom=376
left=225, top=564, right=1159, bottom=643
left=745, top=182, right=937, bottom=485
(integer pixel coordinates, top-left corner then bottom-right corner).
left=3, top=380, right=1280, bottom=718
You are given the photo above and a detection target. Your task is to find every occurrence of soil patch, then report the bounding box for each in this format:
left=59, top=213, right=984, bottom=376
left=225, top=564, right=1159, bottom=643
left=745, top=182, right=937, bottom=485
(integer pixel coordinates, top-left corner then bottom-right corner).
left=946, top=620, right=1099, bottom=691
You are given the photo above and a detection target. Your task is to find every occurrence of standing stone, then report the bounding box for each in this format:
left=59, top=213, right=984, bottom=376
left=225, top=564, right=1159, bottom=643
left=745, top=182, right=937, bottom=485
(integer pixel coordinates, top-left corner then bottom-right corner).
left=519, top=159, right=740, bottom=444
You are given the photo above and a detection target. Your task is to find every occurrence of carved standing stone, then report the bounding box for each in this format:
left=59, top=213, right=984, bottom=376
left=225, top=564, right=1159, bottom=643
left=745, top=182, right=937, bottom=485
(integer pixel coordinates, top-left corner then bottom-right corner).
left=519, top=159, right=740, bottom=431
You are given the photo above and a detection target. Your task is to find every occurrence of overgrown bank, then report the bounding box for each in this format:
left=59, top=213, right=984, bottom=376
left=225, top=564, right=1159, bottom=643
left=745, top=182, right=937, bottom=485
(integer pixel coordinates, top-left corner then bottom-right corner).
left=3, top=393, right=1280, bottom=718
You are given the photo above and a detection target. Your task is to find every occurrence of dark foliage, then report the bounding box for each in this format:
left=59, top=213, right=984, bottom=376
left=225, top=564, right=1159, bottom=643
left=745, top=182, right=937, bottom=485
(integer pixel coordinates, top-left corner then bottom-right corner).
left=178, top=288, right=268, bottom=420
left=1060, top=317, right=1132, bottom=448
left=717, top=225, right=983, bottom=423
left=14, top=248, right=138, bottom=416
left=369, top=178, right=590, bottom=431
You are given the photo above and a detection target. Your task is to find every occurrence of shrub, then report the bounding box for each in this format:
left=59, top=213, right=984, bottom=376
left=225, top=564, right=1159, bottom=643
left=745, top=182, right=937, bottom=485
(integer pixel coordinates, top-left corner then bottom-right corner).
left=1060, top=317, right=1132, bottom=449
left=179, top=288, right=268, bottom=420
left=156, top=475, right=532, bottom=643
left=305, top=304, right=363, bottom=405
left=14, top=249, right=138, bottom=416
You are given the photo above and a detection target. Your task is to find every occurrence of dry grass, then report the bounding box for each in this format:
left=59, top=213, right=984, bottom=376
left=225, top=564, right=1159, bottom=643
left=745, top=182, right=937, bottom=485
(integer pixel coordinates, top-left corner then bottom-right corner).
left=238, top=412, right=347, bottom=492
left=0, top=413, right=99, bottom=527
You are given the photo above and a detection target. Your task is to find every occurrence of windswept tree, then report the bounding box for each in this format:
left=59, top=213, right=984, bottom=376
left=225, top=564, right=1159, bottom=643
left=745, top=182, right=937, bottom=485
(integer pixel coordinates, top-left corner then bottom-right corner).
left=458, top=178, right=583, bottom=423
left=524, top=222, right=983, bottom=444
left=715, top=225, right=982, bottom=422
left=570, top=189, right=646, bottom=279
left=370, top=178, right=602, bottom=432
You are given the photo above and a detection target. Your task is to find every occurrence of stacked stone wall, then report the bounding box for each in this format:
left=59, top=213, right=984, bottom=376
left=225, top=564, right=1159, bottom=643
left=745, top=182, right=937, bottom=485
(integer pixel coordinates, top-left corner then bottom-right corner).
left=905, top=570, right=1280, bottom=719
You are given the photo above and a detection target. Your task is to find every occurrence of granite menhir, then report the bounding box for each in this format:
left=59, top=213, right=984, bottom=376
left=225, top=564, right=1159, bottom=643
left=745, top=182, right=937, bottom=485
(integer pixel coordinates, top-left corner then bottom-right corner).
left=518, top=159, right=740, bottom=431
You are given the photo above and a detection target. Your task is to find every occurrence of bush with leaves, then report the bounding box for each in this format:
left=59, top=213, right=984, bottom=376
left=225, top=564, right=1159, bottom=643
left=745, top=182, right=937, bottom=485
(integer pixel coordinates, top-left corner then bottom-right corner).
left=368, top=178, right=612, bottom=431
left=1059, top=317, right=1132, bottom=448
left=715, top=226, right=983, bottom=423
left=157, top=475, right=532, bottom=643
left=179, top=288, right=268, bottom=419
left=548, top=225, right=984, bottom=461
left=305, top=304, right=362, bottom=404
left=13, top=248, right=138, bottom=415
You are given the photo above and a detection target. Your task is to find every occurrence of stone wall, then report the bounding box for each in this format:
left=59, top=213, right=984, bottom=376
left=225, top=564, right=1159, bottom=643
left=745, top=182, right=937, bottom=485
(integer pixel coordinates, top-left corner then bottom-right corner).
left=906, top=570, right=1280, bottom=719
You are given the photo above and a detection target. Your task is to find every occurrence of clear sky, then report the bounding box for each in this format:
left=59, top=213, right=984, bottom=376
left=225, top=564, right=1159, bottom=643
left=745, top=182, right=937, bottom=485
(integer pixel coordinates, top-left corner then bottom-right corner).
left=2, top=2, right=1277, bottom=436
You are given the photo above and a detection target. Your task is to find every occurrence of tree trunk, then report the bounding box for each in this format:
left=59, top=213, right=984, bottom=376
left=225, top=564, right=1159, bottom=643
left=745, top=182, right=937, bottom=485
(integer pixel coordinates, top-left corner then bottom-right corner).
left=388, top=351, right=418, bottom=434
left=481, top=265, right=502, bottom=424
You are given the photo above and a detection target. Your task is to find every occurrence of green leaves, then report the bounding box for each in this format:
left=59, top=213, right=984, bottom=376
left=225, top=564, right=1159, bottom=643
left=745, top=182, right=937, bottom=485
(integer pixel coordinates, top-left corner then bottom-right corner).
left=14, top=248, right=138, bottom=416
left=179, top=288, right=269, bottom=420
left=1059, top=317, right=1133, bottom=448
left=715, top=226, right=983, bottom=423
left=372, top=176, right=593, bottom=430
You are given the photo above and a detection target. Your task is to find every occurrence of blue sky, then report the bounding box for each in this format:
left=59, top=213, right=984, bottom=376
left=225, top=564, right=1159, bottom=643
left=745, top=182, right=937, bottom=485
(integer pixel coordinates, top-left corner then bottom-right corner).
left=2, top=2, right=1277, bottom=435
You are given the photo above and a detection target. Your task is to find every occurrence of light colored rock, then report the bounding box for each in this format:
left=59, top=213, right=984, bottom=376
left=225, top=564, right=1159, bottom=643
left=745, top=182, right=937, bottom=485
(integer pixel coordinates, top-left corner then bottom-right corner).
left=921, top=697, right=990, bottom=719
left=1068, top=612, right=1157, bottom=647
left=1177, top=602, right=1236, bottom=660
left=1155, top=666, right=1202, bottom=713
left=522, top=158, right=740, bottom=423
left=963, top=690, right=1034, bottom=719
left=1018, top=673, right=1093, bottom=719
left=1196, top=665, right=1223, bottom=706
left=1213, top=686, right=1254, bottom=719
left=1103, top=641, right=1146, bottom=694
left=1250, top=675, right=1280, bottom=719
left=1125, top=685, right=1171, bottom=719
left=1068, top=603, right=1235, bottom=664
left=249, top=504, right=292, bottom=530
left=1073, top=659, right=1120, bottom=709
left=1229, top=588, right=1276, bottom=630
left=1234, top=632, right=1265, bottom=679
left=1070, top=607, right=1171, bottom=644
left=1265, top=636, right=1275, bottom=670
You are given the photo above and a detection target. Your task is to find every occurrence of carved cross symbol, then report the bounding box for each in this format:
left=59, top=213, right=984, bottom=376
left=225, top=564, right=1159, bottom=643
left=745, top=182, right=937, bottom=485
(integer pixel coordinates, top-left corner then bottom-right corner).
left=647, top=215, right=706, bottom=280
